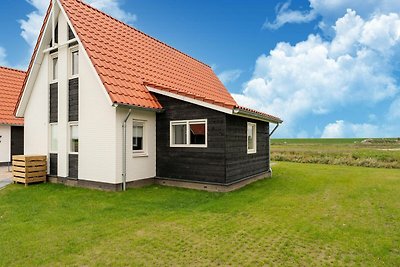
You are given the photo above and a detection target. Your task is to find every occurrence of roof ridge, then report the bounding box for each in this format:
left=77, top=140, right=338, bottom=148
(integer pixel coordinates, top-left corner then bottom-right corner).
left=73, top=0, right=212, bottom=69
left=0, top=66, right=26, bottom=74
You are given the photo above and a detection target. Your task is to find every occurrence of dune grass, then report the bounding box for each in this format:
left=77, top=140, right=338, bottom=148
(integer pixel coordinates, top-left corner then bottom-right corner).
left=271, top=138, right=400, bottom=168
left=1, top=162, right=400, bottom=266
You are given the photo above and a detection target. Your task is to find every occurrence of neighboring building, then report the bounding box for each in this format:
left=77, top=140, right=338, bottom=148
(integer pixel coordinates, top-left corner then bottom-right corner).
left=0, top=67, right=25, bottom=166
left=15, top=0, right=282, bottom=191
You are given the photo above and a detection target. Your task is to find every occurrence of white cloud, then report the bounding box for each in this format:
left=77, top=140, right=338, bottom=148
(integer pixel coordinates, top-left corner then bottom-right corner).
left=234, top=10, right=400, bottom=137
left=265, top=0, right=400, bottom=30
left=388, top=97, right=400, bottom=120
left=264, top=1, right=317, bottom=30
left=19, top=0, right=137, bottom=48
left=321, top=120, right=380, bottom=138
left=0, top=47, right=8, bottom=66
left=85, top=0, right=137, bottom=23
left=217, top=69, right=242, bottom=85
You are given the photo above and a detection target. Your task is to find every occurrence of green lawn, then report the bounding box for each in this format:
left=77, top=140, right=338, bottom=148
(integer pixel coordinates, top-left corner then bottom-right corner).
left=271, top=138, right=400, bottom=168
left=1, top=162, right=400, bottom=266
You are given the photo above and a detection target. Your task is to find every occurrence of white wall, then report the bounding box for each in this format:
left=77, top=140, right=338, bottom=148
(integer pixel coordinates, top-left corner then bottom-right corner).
left=0, top=125, right=11, bottom=163
left=24, top=53, right=49, bottom=156
left=116, top=108, right=157, bottom=183
left=22, top=4, right=156, bottom=184
left=78, top=39, right=117, bottom=184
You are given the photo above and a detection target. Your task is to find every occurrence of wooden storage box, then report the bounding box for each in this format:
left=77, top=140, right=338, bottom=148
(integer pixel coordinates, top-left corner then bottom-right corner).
left=12, top=155, right=47, bottom=186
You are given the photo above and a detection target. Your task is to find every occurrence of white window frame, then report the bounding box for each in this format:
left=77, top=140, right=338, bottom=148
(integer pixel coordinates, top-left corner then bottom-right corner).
left=170, top=119, right=207, bottom=148
left=69, top=46, right=79, bottom=79
left=247, top=122, right=257, bottom=154
left=132, top=120, right=147, bottom=157
left=50, top=54, right=58, bottom=83
left=68, top=122, right=79, bottom=155
left=49, top=123, right=58, bottom=153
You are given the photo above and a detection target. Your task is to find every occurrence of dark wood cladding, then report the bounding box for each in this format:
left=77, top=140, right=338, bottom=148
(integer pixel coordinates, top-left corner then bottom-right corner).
left=68, top=78, right=79, bottom=122
left=155, top=94, right=226, bottom=183
left=11, top=126, right=24, bottom=156
left=225, top=115, right=269, bottom=183
left=49, top=153, right=58, bottom=176
left=68, top=154, right=78, bottom=178
left=155, top=94, right=271, bottom=185
left=49, top=83, right=58, bottom=123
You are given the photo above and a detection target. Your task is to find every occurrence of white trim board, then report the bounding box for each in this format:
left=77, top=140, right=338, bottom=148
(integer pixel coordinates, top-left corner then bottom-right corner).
left=146, top=86, right=233, bottom=115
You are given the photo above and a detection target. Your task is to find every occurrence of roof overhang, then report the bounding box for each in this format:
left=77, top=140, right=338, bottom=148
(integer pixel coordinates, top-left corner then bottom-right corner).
left=112, top=102, right=164, bottom=113
left=146, top=85, right=234, bottom=115
left=233, top=106, right=283, bottom=124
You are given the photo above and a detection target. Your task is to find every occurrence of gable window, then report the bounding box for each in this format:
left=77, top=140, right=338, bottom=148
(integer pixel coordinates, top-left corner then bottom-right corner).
left=49, top=123, right=58, bottom=153
left=71, top=49, right=79, bottom=77
left=69, top=123, right=79, bottom=153
left=133, top=120, right=146, bottom=155
left=52, top=57, right=58, bottom=81
left=170, top=119, right=207, bottom=147
left=247, top=122, right=257, bottom=154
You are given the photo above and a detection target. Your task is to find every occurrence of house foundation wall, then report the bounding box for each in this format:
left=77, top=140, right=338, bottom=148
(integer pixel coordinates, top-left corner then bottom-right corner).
left=47, top=171, right=271, bottom=192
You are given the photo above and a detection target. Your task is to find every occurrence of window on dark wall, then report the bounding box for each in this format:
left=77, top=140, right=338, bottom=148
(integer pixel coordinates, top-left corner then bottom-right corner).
left=170, top=119, right=207, bottom=147
left=247, top=122, right=257, bottom=154
left=190, top=123, right=206, bottom=144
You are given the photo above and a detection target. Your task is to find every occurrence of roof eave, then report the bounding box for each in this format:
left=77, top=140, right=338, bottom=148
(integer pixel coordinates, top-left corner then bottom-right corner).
left=233, top=107, right=283, bottom=124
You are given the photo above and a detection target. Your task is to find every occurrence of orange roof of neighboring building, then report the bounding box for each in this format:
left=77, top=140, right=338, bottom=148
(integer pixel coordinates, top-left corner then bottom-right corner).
left=0, top=66, right=25, bottom=125
left=59, top=0, right=237, bottom=110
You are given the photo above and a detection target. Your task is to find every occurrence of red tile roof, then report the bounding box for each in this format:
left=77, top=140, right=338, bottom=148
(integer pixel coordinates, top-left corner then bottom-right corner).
left=0, top=66, right=25, bottom=125
left=60, top=0, right=237, bottom=110
left=15, top=0, right=282, bottom=124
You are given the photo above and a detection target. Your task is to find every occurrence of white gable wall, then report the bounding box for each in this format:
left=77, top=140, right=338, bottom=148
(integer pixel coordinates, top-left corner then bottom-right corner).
left=0, top=125, right=11, bottom=163
left=23, top=5, right=118, bottom=183
left=24, top=54, right=49, bottom=157
left=78, top=39, right=117, bottom=184
left=116, top=108, right=157, bottom=183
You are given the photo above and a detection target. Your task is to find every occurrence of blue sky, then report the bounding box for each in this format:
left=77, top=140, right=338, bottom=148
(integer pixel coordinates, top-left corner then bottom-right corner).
left=1, top=0, right=400, bottom=138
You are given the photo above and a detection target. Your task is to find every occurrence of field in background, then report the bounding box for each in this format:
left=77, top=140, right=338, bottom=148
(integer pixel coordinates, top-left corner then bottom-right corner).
left=271, top=138, right=400, bottom=168
left=1, top=162, right=400, bottom=266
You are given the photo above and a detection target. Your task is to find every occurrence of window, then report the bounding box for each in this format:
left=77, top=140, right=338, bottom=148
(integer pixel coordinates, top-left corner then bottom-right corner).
left=247, top=122, right=257, bottom=154
left=133, top=120, right=146, bottom=154
left=170, top=119, right=207, bottom=147
left=69, top=123, right=79, bottom=153
left=50, top=124, right=58, bottom=152
left=52, top=57, right=58, bottom=81
left=71, top=50, right=79, bottom=76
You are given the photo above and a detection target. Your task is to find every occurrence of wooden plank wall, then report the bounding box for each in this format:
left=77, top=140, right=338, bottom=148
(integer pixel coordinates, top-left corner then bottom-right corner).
left=225, top=115, right=269, bottom=183
left=155, top=94, right=227, bottom=183
left=49, top=83, right=58, bottom=123
left=68, top=78, right=79, bottom=122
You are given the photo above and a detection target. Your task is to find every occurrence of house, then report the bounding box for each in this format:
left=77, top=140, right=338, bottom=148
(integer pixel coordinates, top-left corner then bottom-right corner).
left=15, top=0, right=282, bottom=191
left=0, top=67, right=25, bottom=166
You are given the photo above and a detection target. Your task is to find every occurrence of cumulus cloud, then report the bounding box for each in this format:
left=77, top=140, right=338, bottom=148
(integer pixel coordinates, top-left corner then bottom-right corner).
left=265, top=0, right=400, bottom=30
left=0, top=47, right=8, bottom=65
left=264, top=1, right=317, bottom=30
left=85, top=0, right=137, bottom=23
left=234, top=9, right=400, bottom=137
left=321, top=120, right=379, bottom=138
left=19, top=0, right=137, bottom=48
left=217, top=69, right=242, bottom=85
left=388, top=97, right=400, bottom=120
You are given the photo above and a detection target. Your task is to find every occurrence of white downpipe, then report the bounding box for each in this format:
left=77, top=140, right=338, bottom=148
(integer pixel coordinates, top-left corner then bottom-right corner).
left=122, top=109, right=132, bottom=191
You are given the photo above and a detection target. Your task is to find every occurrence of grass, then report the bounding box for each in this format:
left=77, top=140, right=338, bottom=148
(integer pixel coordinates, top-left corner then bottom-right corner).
left=271, top=138, right=400, bottom=168
left=1, top=162, right=400, bottom=266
